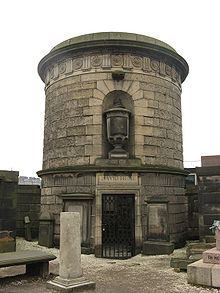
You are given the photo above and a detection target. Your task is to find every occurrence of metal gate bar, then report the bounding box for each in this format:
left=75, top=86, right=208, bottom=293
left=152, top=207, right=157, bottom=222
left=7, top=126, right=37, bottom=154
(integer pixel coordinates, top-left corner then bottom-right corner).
left=102, top=194, right=135, bottom=259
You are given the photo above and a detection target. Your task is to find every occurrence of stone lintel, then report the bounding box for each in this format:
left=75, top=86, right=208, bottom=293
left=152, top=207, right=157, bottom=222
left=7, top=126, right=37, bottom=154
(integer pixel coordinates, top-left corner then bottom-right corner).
left=60, top=193, right=94, bottom=200
left=47, top=276, right=95, bottom=292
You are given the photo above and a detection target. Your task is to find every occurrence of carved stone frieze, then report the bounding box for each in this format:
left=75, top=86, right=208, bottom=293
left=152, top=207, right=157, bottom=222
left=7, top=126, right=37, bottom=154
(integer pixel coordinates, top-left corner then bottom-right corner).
left=45, top=53, right=181, bottom=87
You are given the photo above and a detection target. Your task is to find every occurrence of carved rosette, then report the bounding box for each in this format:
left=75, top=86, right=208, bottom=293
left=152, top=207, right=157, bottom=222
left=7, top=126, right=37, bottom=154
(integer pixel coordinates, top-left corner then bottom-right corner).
left=46, top=53, right=182, bottom=87
left=72, top=58, right=83, bottom=70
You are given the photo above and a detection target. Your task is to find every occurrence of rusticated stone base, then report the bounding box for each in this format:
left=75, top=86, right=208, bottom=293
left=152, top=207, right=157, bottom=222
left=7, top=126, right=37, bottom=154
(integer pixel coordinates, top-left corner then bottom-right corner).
left=47, top=276, right=95, bottom=292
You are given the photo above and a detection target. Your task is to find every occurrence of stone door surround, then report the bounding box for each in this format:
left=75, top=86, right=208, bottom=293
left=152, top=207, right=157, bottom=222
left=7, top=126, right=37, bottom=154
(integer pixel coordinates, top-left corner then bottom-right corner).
left=95, top=172, right=141, bottom=257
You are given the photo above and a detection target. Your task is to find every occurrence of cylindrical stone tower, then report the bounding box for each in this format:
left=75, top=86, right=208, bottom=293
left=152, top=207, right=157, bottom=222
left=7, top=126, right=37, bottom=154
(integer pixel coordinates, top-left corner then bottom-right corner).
left=38, top=32, right=188, bottom=257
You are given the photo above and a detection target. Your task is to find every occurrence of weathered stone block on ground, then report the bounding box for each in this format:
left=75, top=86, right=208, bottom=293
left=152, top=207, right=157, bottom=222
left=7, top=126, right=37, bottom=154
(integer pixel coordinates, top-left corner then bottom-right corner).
left=187, top=259, right=212, bottom=286
left=142, top=241, right=174, bottom=255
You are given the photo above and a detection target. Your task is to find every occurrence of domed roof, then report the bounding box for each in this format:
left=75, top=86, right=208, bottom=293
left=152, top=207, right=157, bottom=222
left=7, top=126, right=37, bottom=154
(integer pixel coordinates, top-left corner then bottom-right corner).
left=50, top=32, right=177, bottom=53
left=38, top=32, right=188, bottom=82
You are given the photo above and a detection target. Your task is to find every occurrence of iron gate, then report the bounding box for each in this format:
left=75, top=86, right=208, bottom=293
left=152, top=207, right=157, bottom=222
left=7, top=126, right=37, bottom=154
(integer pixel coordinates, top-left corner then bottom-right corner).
left=102, top=194, right=135, bottom=259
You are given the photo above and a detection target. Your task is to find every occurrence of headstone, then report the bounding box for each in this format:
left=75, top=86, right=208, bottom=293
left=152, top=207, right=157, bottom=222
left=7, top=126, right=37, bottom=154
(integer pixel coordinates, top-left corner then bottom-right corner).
left=47, top=212, right=95, bottom=291
left=24, top=216, right=32, bottom=241
left=38, top=212, right=54, bottom=248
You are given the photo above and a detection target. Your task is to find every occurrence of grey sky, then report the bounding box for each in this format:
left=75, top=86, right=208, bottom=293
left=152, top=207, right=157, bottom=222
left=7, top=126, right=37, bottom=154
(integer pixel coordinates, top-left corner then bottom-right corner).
left=1, top=0, right=219, bottom=176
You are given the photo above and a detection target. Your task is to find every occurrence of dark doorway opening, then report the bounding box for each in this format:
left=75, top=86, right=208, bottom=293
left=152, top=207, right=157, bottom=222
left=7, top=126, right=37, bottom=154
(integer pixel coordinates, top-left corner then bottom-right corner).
left=102, top=194, right=135, bottom=259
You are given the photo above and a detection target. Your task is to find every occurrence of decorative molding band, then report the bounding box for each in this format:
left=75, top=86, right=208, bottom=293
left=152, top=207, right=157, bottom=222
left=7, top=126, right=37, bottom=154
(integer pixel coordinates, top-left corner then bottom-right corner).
left=60, top=193, right=94, bottom=200
left=37, top=165, right=188, bottom=177
left=96, top=172, right=139, bottom=186
left=45, top=53, right=182, bottom=88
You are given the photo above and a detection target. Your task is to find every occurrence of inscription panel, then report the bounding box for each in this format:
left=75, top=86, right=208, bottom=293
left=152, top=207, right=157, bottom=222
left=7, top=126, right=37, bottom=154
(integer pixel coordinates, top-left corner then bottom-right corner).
left=203, top=248, right=220, bottom=264
left=147, top=203, right=168, bottom=241
left=97, top=173, right=139, bottom=186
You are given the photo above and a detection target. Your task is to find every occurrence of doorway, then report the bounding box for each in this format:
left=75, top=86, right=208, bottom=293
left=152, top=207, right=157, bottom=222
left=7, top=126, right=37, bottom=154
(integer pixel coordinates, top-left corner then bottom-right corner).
left=102, top=194, right=135, bottom=259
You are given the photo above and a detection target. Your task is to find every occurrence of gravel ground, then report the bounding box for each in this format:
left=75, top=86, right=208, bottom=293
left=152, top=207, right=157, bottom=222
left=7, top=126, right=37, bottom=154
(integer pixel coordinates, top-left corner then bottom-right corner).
left=0, top=238, right=219, bottom=293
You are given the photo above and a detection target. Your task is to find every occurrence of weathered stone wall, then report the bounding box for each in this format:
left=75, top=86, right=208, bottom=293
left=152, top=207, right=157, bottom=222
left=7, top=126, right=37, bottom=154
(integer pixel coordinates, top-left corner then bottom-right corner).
left=16, top=185, right=41, bottom=238
left=0, top=170, right=18, bottom=252
left=43, top=55, right=183, bottom=170
left=197, top=166, right=220, bottom=241
left=142, top=173, right=187, bottom=246
left=186, top=184, right=199, bottom=240
left=40, top=173, right=96, bottom=247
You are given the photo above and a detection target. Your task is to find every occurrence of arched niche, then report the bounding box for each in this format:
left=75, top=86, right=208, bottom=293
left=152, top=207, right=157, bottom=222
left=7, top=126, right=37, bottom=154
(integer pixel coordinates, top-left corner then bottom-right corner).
left=102, top=90, right=134, bottom=159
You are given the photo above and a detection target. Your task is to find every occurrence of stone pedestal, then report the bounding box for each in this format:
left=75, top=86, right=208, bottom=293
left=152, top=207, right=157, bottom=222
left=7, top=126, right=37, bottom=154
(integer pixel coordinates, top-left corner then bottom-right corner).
left=188, top=259, right=220, bottom=288
left=203, top=247, right=220, bottom=264
left=47, top=212, right=95, bottom=291
left=187, top=228, right=220, bottom=288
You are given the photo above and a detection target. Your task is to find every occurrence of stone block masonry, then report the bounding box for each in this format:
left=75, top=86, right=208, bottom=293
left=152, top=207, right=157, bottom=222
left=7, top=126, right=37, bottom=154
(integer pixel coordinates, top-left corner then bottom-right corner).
left=42, top=73, right=184, bottom=170
left=0, top=170, right=18, bottom=252
left=37, top=32, right=189, bottom=256
left=16, top=185, right=41, bottom=238
left=196, top=166, right=220, bottom=241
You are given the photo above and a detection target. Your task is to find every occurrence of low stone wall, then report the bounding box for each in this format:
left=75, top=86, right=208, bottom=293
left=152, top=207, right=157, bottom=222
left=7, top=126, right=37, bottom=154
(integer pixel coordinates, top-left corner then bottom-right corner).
left=142, top=172, right=187, bottom=246
left=0, top=170, right=18, bottom=252
left=16, top=185, right=41, bottom=238
left=186, top=185, right=199, bottom=240
left=197, top=166, right=220, bottom=241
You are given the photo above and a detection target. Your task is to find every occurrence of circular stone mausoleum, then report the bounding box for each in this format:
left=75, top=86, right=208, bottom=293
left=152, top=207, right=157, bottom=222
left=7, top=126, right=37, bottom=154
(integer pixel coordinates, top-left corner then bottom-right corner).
left=38, top=32, right=189, bottom=258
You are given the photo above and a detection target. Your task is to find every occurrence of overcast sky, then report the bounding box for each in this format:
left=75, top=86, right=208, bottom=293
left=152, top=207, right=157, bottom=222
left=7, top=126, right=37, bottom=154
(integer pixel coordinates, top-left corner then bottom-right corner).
left=0, top=0, right=219, bottom=177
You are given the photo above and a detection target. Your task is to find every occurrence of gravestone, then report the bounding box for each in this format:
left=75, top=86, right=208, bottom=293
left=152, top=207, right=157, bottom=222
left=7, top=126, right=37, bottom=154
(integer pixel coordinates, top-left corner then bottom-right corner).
left=38, top=212, right=54, bottom=248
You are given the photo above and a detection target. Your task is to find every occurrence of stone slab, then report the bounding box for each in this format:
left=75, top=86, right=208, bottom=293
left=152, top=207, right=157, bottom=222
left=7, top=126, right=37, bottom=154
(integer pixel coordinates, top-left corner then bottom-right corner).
left=0, top=250, right=56, bottom=268
left=203, top=247, right=220, bottom=264
left=187, top=259, right=212, bottom=287
left=170, top=257, right=194, bottom=270
left=142, top=241, right=174, bottom=255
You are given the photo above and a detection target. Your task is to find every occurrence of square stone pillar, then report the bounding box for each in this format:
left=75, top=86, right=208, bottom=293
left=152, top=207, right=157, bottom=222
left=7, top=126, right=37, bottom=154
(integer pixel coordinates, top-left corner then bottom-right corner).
left=47, top=212, right=95, bottom=291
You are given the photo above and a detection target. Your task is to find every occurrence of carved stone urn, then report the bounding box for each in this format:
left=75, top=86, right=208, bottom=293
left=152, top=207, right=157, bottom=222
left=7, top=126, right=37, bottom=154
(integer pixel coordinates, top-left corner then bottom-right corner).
left=104, top=97, right=131, bottom=159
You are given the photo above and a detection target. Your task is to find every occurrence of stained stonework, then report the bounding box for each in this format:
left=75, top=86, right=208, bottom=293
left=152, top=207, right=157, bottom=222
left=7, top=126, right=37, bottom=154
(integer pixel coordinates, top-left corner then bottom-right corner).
left=42, top=72, right=183, bottom=170
left=38, top=32, right=188, bottom=255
